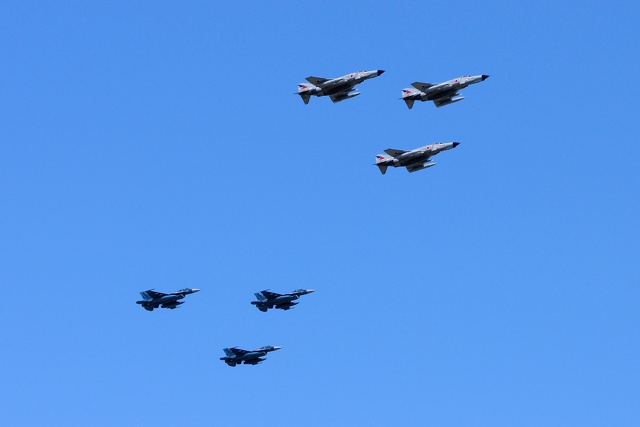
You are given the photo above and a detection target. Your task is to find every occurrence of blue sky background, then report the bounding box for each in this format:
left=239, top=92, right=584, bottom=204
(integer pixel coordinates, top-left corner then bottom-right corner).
left=1, top=1, right=639, bottom=425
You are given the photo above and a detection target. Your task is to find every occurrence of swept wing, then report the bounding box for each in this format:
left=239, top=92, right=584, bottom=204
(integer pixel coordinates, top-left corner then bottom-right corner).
left=144, top=290, right=167, bottom=299
left=384, top=148, right=407, bottom=157
left=411, top=82, right=434, bottom=91
left=329, top=88, right=359, bottom=103
left=433, top=93, right=463, bottom=108
left=260, top=290, right=282, bottom=300
left=227, top=347, right=249, bottom=356
left=275, top=302, right=296, bottom=310
left=306, top=76, right=329, bottom=85
left=406, top=161, right=434, bottom=173
left=161, top=301, right=183, bottom=309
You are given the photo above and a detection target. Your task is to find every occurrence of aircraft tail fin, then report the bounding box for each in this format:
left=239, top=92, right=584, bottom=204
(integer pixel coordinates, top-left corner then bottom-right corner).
left=139, top=291, right=153, bottom=301
left=223, top=348, right=236, bottom=357
left=297, top=83, right=317, bottom=93
left=297, top=83, right=317, bottom=104
left=401, top=88, right=420, bottom=109
left=254, top=292, right=267, bottom=302
left=375, top=154, right=392, bottom=175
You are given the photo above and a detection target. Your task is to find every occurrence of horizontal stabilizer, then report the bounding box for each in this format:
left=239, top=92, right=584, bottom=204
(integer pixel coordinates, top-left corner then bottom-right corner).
left=377, top=164, right=388, bottom=175
left=299, top=94, right=310, bottom=104
left=404, top=98, right=415, bottom=109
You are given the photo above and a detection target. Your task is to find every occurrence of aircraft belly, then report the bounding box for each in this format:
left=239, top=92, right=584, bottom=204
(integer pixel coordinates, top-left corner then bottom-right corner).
left=324, top=84, right=353, bottom=95
left=426, top=88, right=457, bottom=100
left=399, top=153, right=430, bottom=166
left=244, top=352, right=262, bottom=360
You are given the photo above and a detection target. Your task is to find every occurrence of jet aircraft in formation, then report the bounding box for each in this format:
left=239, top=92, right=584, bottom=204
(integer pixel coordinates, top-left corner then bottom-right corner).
left=374, top=142, right=460, bottom=174
left=251, top=289, right=315, bottom=312
left=400, top=75, right=489, bottom=109
left=296, top=70, right=385, bottom=104
left=136, top=69, right=489, bottom=368
left=136, top=288, right=200, bottom=311
left=220, top=346, right=282, bottom=367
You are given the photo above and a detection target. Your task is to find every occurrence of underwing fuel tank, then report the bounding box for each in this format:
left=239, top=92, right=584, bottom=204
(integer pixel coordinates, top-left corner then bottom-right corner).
left=332, top=92, right=361, bottom=103
left=408, top=162, right=436, bottom=173
left=437, top=96, right=464, bottom=107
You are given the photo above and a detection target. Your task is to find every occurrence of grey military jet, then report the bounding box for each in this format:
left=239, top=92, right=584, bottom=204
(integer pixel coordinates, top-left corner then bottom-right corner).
left=136, top=288, right=200, bottom=311
left=220, top=346, right=282, bottom=367
left=251, top=289, right=315, bottom=312
left=296, top=70, right=385, bottom=104
left=401, top=75, right=489, bottom=109
left=374, top=142, right=460, bottom=174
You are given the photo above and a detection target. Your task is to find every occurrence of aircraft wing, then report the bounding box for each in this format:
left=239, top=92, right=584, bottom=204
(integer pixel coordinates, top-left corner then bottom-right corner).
left=275, top=302, right=296, bottom=310
left=260, top=290, right=282, bottom=300
left=244, top=357, right=265, bottom=365
left=433, top=93, right=460, bottom=108
left=406, top=161, right=431, bottom=173
left=411, top=81, right=433, bottom=91
left=329, top=90, right=353, bottom=103
left=306, top=76, right=329, bottom=85
left=145, top=290, right=167, bottom=299
left=161, top=301, right=183, bottom=309
left=228, top=347, right=249, bottom=356
left=384, top=148, right=407, bottom=157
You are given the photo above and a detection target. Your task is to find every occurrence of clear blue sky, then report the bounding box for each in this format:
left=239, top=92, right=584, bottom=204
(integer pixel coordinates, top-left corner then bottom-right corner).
left=1, top=1, right=639, bottom=426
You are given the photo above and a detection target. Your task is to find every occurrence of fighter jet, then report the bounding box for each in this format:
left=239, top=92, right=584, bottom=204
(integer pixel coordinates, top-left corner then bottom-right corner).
left=251, top=289, right=315, bottom=312
left=136, top=288, right=200, bottom=311
left=220, top=346, right=282, bottom=367
left=296, top=70, right=385, bottom=104
left=400, top=75, right=489, bottom=109
left=374, top=142, right=460, bottom=174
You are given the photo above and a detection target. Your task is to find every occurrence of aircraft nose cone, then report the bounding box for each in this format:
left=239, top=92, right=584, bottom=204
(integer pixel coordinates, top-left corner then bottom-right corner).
left=191, top=288, right=201, bottom=293
left=452, top=142, right=460, bottom=148
left=273, top=346, right=282, bottom=351
left=307, top=290, right=315, bottom=294
left=377, top=70, right=385, bottom=75
left=481, top=75, right=489, bottom=81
